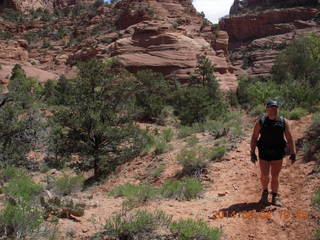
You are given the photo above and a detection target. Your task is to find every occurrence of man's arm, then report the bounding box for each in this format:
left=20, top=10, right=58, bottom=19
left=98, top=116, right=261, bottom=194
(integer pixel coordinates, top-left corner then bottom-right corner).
left=251, top=120, right=261, bottom=153
left=284, top=119, right=296, bottom=154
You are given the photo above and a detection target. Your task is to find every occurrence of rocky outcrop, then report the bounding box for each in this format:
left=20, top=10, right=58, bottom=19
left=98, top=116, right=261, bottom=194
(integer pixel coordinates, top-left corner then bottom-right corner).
left=0, top=0, right=95, bottom=12
left=221, top=7, right=318, bottom=42
left=0, top=0, right=238, bottom=91
left=230, top=0, right=318, bottom=15
left=221, top=2, right=320, bottom=77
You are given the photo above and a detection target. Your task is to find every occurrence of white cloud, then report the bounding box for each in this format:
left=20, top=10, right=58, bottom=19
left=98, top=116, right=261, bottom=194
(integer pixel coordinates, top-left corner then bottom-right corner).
left=192, top=0, right=234, bottom=23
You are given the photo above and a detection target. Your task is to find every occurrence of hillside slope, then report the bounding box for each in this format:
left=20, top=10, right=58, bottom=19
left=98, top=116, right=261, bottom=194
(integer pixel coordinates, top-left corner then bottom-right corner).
left=55, top=115, right=320, bottom=240
left=0, top=0, right=237, bottom=91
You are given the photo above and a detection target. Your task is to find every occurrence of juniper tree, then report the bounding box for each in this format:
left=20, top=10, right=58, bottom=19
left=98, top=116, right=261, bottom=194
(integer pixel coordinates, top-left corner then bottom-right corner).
left=0, top=64, right=43, bottom=168
left=47, top=59, right=147, bottom=181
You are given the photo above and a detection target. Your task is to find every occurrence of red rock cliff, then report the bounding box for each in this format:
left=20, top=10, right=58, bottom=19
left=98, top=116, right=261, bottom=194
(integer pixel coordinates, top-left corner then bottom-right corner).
left=220, top=1, right=320, bottom=77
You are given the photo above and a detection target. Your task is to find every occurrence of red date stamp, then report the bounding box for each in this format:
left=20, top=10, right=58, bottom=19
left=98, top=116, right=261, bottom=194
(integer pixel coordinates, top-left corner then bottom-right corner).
left=209, top=209, right=309, bottom=220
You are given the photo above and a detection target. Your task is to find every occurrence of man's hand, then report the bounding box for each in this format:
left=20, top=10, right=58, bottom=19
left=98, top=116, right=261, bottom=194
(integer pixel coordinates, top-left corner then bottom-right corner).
left=250, top=151, right=257, bottom=164
left=289, top=153, right=296, bottom=164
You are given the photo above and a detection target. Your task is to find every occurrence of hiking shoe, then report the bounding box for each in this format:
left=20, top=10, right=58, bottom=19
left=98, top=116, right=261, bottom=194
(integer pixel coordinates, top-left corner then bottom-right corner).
left=259, top=189, right=269, bottom=204
left=271, top=192, right=282, bottom=207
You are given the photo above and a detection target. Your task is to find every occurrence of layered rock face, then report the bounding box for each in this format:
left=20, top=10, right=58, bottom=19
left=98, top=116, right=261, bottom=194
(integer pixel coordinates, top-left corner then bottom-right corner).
left=0, top=0, right=238, bottom=91
left=221, top=1, right=320, bottom=76
left=0, top=0, right=94, bottom=12
left=230, top=0, right=318, bottom=15
left=106, top=0, right=237, bottom=91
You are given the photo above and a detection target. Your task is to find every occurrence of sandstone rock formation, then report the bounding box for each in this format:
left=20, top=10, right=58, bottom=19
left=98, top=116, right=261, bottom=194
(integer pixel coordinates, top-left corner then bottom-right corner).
left=230, top=0, right=318, bottom=15
left=0, top=0, right=95, bottom=12
left=0, top=0, right=238, bottom=91
left=105, top=0, right=237, bottom=91
left=221, top=1, right=320, bottom=77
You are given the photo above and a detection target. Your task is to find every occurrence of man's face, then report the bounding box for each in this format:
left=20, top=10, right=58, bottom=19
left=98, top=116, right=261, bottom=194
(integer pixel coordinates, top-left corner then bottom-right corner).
left=266, top=106, right=278, bottom=115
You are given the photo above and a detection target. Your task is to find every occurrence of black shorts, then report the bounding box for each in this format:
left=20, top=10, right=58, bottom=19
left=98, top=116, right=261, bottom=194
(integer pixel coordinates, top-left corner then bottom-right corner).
left=258, top=146, right=285, bottom=161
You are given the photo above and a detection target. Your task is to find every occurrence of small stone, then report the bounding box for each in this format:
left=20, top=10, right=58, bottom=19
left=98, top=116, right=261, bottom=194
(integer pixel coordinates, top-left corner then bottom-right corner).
left=218, top=192, right=226, bottom=197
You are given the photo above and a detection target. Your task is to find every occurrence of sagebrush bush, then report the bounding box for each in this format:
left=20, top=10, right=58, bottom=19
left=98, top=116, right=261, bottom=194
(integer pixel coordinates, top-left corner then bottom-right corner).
left=161, top=128, right=174, bottom=142
left=169, top=218, right=221, bottom=240
left=185, top=135, right=199, bottom=147
left=3, top=175, right=42, bottom=202
left=177, top=126, right=197, bottom=139
left=53, top=174, right=84, bottom=196
left=0, top=202, right=43, bottom=239
left=286, top=108, right=308, bottom=120
left=0, top=165, right=28, bottom=183
left=312, top=189, right=320, bottom=210
left=149, top=164, right=165, bottom=179
left=104, top=210, right=172, bottom=239
left=176, top=147, right=208, bottom=176
left=160, top=177, right=203, bottom=200
left=303, top=112, right=320, bottom=163
left=154, top=138, right=172, bottom=155
left=0, top=175, right=43, bottom=239
left=107, top=183, right=159, bottom=203
left=207, top=145, right=228, bottom=160
left=250, top=104, right=265, bottom=116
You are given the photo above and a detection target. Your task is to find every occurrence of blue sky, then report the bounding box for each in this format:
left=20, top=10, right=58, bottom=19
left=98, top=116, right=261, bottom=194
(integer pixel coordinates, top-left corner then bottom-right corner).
left=104, top=0, right=234, bottom=23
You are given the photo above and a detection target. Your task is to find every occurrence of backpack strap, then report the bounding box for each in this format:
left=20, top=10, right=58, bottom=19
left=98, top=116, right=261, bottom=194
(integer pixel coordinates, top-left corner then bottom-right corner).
left=259, top=115, right=286, bottom=132
left=276, top=116, right=286, bottom=132
left=280, top=116, right=286, bottom=131
left=259, top=115, right=266, bottom=128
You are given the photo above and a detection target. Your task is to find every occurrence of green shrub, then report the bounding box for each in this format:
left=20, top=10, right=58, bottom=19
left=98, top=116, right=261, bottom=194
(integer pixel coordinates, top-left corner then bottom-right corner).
left=314, top=228, right=320, bottom=240
left=286, top=108, right=308, bottom=120
left=312, top=189, right=320, bottom=210
left=160, top=177, right=203, bottom=200
left=108, top=183, right=159, bottom=203
left=177, top=126, right=197, bottom=139
left=0, top=30, right=13, bottom=40
left=0, top=201, right=43, bottom=239
left=42, top=40, right=51, bottom=48
left=169, top=218, right=221, bottom=240
left=47, top=59, right=147, bottom=181
left=149, top=164, right=165, bottom=179
left=185, top=135, right=199, bottom=147
left=303, top=112, right=320, bottom=163
left=176, top=147, right=208, bottom=176
left=171, top=86, right=223, bottom=125
left=0, top=175, right=43, bottom=239
left=161, top=128, right=174, bottom=142
left=207, top=145, right=228, bottom=160
left=3, top=176, right=42, bottom=202
left=169, top=55, right=225, bottom=125
left=53, top=174, right=84, bottom=196
left=250, top=104, right=265, bottom=116
left=154, top=138, right=172, bottom=155
left=104, top=210, right=172, bottom=239
left=135, top=70, right=172, bottom=122
left=0, top=165, right=28, bottom=183
left=237, top=75, right=280, bottom=109
left=0, top=8, right=24, bottom=23
left=156, top=105, right=180, bottom=126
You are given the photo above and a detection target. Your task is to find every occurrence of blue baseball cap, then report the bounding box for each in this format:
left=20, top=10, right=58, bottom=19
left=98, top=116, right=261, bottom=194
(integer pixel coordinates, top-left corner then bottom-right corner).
left=266, top=100, right=279, bottom=108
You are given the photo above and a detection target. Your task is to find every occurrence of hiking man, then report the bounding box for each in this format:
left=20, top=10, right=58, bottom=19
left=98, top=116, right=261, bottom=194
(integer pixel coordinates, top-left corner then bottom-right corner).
left=250, top=100, right=296, bottom=206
